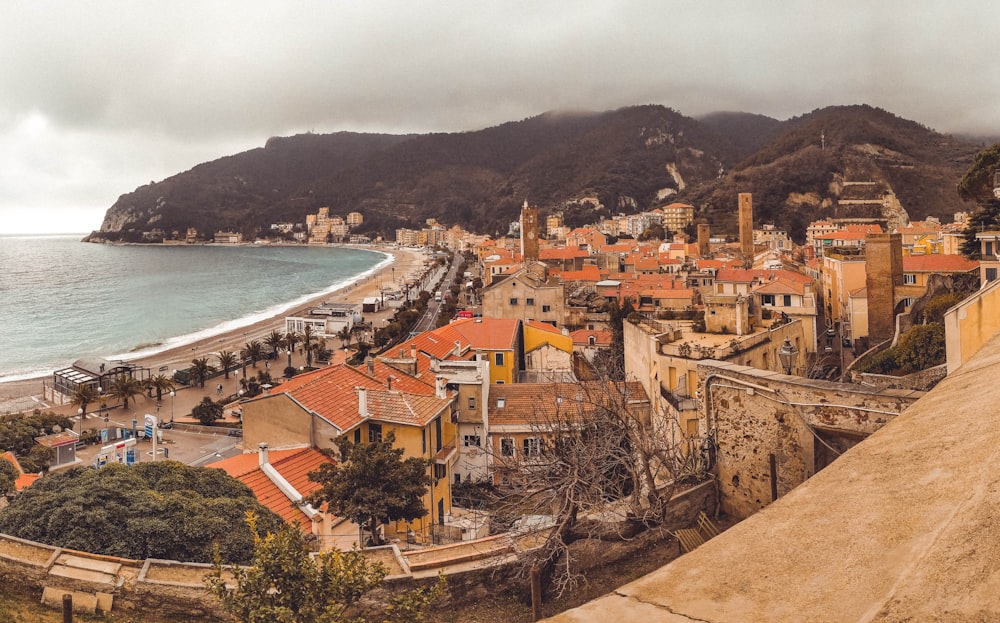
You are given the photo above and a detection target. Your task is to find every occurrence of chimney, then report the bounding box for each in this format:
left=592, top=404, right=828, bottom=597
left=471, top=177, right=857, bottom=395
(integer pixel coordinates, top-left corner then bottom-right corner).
left=410, top=344, right=417, bottom=359
left=398, top=348, right=405, bottom=358
left=454, top=340, right=462, bottom=357
left=366, top=355, right=374, bottom=375
left=358, top=386, right=369, bottom=418
left=387, top=376, right=393, bottom=391
left=258, top=442, right=269, bottom=467
left=435, top=376, right=447, bottom=399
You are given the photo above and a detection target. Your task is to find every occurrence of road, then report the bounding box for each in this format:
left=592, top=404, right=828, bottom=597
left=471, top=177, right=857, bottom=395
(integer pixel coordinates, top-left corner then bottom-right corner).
left=410, top=259, right=458, bottom=334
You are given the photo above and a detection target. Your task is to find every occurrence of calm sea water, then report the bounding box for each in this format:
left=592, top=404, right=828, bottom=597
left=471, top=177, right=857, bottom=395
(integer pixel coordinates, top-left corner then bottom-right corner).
left=0, top=236, right=389, bottom=382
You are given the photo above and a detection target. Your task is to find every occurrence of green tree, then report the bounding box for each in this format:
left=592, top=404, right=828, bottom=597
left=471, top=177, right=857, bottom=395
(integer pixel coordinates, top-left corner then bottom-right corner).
left=192, top=397, right=225, bottom=426
left=149, top=374, right=176, bottom=402
left=109, top=374, right=143, bottom=410
left=0, top=462, right=283, bottom=563
left=308, top=431, right=431, bottom=547
left=283, top=331, right=301, bottom=369
left=0, top=456, right=19, bottom=497
left=895, top=323, right=946, bottom=373
left=302, top=325, right=317, bottom=367
left=957, top=143, right=1000, bottom=202
left=217, top=350, right=239, bottom=380
left=264, top=330, right=284, bottom=361
left=206, top=514, right=445, bottom=623
left=189, top=357, right=214, bottom=388
left=70, top=384, right=99, bottom=419
left=960, top=199, right=1000, bottom=259
left=243, top=340, right=264, bottom=368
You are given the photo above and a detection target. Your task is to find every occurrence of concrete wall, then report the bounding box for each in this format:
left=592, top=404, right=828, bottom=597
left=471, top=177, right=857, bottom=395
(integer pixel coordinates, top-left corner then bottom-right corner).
left=945, top=278, right=1000, bottom=373
left=698, top=361, right=924, bottom=519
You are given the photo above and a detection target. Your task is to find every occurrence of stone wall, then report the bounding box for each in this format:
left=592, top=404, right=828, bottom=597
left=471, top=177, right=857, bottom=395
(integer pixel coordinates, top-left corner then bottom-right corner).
left=0, top=480, right=718, bottom=618
left=849, top=364, right=947, bottom=392
left=698, top=360, right=924, bottom=519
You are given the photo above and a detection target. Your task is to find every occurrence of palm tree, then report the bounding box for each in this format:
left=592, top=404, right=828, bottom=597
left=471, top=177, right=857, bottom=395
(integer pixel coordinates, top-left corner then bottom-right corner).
left=302, top=325, right=316, bottom=367
left=149, top=374, right=175, bottom=402
left=283, top=331, right=301, bottom=369
left=216, top=350, right=238, bottom=380
left=264, top=330, right=284, bottom=361
left=336, top=326, right=351, bottom=349
left=243, top=340, right=264, bottom=368
left=109, top=374, right=143, bottom=410
left=70, top=384, right=99, bottom=419
left=313, top=341, right=332, bottom=364
left=189, top=357, right=214, bottom=388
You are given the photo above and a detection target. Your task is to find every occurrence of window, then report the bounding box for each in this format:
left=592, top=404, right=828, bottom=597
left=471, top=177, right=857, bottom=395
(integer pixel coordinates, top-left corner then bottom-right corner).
left=588, top=335, right=596, bottom=346
left=501, top=438, right=514, bottom=456
left=523, top=438, right=541, bottom=457
left=985, top=241, right=995, bottom=257
left=783, top=295, right=792, bottom=307
left=435, top=417, right=443, bottom=451
left=495, top=352, right=505, bottom=367
left=468, top=396, right=476, bottom=410
left=903, top=297, right=916, bottom=308
left=463, top=434, right=481, bottom=447
left=422, top=429, right=426, bottom=454
left=987, top=267, right=998, bottom=282
left=434, top=464, right=447, bottom=479
left=903, top=273, right=916, bottom=285
left=354, top=428, right=361, bottom=444
left=541, top=305, right=551, bottom=312
left=368, top=423, right=382, bottom=443
left=509, top=298, right=518, bottom=305
left=526, top=298, right=535, bottom=306
left=761, top=294, right=775, bottom=306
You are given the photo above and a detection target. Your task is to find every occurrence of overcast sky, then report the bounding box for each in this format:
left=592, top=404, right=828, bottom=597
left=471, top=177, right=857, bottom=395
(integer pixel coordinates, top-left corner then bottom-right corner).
left=2, top=1, right=998, bottom=234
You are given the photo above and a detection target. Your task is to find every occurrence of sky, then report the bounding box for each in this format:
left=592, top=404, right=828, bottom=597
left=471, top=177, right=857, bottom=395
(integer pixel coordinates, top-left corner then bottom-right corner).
left=2, top=1, right=999, bottom=235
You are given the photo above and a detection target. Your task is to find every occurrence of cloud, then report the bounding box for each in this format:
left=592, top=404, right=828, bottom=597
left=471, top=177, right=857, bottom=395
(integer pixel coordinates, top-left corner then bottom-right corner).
left=1, top=1, right=999, bottom=233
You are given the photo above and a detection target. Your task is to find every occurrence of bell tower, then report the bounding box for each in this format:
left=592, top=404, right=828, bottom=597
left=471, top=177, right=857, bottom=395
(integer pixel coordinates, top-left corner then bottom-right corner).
left=520, top=200, right=539, bottom=261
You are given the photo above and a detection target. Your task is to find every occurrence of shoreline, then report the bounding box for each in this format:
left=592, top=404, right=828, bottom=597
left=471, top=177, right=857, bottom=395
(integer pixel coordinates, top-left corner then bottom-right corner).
left=0, top=245, right=430, bottom=411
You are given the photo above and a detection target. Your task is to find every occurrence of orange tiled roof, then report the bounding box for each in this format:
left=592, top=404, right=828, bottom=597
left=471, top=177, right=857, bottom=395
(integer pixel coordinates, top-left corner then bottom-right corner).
left=557, top=265, right=602, bottom=282
left=569, top=329, right=613, bottom=346
left=448, top=317, right=520, bottom=350
left=489, top=382, right=648, bottom=427
left=365, top=389, right=451, bottom=427
left=715, top=269, right=757, bottom=283
left=211, top=447, right=336, bottom=529
left=539, top=247, right=590, bottom=260
left=1, top=452, right=39, bottom=491
left=902, top=255, right=979, bottom=272
left=754, top=278, right=805, bottom=295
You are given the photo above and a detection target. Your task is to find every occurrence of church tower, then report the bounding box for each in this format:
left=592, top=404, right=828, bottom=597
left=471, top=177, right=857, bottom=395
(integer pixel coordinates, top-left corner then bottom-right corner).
left=520, top=200, right=539, bottom=261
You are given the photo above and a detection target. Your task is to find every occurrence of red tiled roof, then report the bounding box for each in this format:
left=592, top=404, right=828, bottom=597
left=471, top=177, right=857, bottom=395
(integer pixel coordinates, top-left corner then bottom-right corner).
left=211, top=447, right=336, bottom=529
left=365, top=389, right=451, bottom=427
left=524, top=320, right=563, bottom=334
left=640, top=288, right=695, bottom=299
left=754, top=278, right=805, bottom=295
left=448, top=317, right=520, bottom=350
left=715, top=269, right=757, bottom=283
left=557, top=265, right=602, bottom=282
left=539, top=247, right=590, bottom=260
left=902, top=255, right=979, bottom=272
left=569, top=329, right=613, bottom=346
left=489, top=382, right=648, bottom=427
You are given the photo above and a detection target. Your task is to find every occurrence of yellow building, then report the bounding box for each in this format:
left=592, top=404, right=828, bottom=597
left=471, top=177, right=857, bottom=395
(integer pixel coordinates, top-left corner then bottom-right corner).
left=821, top=247, right=868, bottom=326
left=240, top=362, right=457, bottom=546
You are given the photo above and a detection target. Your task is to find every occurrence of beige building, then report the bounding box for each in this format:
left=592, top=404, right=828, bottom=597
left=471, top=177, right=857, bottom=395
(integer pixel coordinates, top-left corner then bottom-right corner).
left=346, top=211, right=363, bottom=226
left=481, top=262, right=565, bottom=326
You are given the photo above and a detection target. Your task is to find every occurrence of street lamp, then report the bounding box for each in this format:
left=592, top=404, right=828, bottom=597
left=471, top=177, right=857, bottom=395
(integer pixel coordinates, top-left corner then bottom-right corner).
left=77, top=408, right=83, bottom=436
left=169, top=390, right=176, bottom=423
left=778, top=338, right=799, bottom=375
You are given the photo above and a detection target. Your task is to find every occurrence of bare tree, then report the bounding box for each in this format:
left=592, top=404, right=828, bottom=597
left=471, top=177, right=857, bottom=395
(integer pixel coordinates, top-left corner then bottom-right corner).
left=485, top=377, right=700, bottom=597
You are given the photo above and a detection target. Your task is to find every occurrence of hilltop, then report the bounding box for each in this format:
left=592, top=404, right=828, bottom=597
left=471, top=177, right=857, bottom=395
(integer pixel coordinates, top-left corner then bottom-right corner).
left=87, top=104, right=984, bottom=244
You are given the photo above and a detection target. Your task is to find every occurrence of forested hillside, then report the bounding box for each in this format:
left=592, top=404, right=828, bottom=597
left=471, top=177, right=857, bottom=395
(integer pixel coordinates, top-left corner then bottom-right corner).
left=88, top=104, right=983, bottom=244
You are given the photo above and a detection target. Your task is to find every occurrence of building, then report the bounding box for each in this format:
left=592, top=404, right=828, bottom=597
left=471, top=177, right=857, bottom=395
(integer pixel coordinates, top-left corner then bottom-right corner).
left=738, top=193, right=754, bottom=267
left=520, top=201, right=539, bottom=261
left=213, top=231, right=243, bottom=244
left=49, top=358, right=151, bottom=407
left=346, top=212, right=363, bottom=227
left=975, top=230, right=1000, bottom=286
left=481, top=263, right=565, bottom=327
left=661, top=202, right=695, bottom=235
left=284, top=302, right=361, bottom=338
left=239, top=362, right=458, bottom=545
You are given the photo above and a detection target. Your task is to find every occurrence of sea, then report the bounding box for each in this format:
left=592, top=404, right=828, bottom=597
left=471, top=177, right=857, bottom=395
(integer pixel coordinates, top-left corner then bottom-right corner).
left=0, top=235, right=390, bottom=383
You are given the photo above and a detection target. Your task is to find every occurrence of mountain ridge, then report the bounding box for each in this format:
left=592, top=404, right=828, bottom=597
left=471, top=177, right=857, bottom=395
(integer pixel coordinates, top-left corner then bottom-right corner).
left=87, top=104, right=984, bottom=244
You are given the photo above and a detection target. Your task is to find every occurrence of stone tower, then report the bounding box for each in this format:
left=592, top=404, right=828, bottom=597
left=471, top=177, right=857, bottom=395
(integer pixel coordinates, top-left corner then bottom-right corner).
left=697, top=222, right=711, bottom=258
left=520, top=200, right=539, bottom=261
left=738, top=193, right=754, bottom=268
left=865, top=233, right=904, bottom=341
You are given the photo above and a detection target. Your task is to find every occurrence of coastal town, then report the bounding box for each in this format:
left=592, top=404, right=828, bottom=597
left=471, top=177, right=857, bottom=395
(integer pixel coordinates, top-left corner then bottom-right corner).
left=2, top=171, right=1000, bottom=621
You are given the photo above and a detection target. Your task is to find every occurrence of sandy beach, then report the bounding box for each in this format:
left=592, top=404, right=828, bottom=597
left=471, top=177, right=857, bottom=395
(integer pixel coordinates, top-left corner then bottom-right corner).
left=0, top=245, right=431, bottom=414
